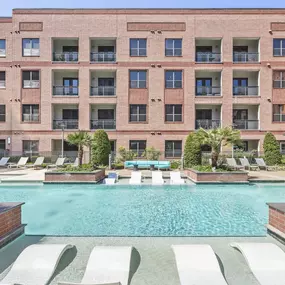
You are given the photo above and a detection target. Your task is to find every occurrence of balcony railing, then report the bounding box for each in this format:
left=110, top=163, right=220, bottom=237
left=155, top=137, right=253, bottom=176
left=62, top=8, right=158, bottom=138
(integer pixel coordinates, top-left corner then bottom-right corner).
left=130, top=114, right=147, bottom=122
left=273, top=80, right=285, bottom=88
left=90, top=86, right=116, bottom=96
left=233, top=86, right=259, bottom=96
left=233, top=52, right=259, bottom=63
left=165, top=150, right=182, bottom=158
left=165, top=48, right=182, bottom=56
left=273, top=114, right=285, bottom=122
left=53, top=52, right=78, bottom=62
left=233, top=119, right=259, bottom=130
left=23, top=80, right=40, bottom=88
left=195, top=52, right=221, bottom=63
left=90, top=119, right=116, bottom=130
left=53, top=86, right=78, bottom=96
left=195, top=119, right=221, bottom=129
left=23, top=48, right=40, bottom=56
left=53, top=119, right=78, bottom=130
left=90, top=52, right=116, bottom=63
left=0, top=80, right=5, bottom=88
left=273, top=48, right=285, bottom=57
left=0, top=49, right=6, bottom=57
left=195, top=86, right=221, bottom=96
left=22, top=114, right=39, bottom=122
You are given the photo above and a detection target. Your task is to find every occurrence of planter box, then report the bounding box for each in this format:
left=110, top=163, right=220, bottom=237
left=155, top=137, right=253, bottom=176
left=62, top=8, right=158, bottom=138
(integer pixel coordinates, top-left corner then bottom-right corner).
left=45, top=169, right=105, bottom=183
left=184, top=168, right=248, bottom=183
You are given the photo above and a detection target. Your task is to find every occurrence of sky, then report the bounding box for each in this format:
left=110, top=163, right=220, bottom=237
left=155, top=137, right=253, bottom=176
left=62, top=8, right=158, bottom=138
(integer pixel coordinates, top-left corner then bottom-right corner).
left=1, top=0, right=285, bottom=16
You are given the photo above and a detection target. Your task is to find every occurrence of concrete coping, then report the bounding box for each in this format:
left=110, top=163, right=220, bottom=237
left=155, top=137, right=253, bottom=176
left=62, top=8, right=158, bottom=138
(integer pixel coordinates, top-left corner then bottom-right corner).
left=267, top=203, right=285, bottom=213
left=0, top=202, right=25, bottom=214
left=187, top=168, right=247, bottom=175
left=46, top=169, right=104, bottom=174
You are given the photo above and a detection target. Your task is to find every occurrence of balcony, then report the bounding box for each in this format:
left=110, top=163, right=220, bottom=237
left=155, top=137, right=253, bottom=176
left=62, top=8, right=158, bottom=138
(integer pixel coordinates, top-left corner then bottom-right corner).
left=52, top=104, right=78, bottom=130
left=90, top=104, right=116, bottom=130
left=195, top=70, right=221, bottom=96
left=233, top=86, right=259, bottom=96
left=233, top=70, right=259, bottom=96
left=90, top=119, right=116, bottom=130
left=52, top=38, right=79, bottom=62
left=53, top=120, right=79, bottom=130
left=53, top=86, right=78, bottom=96
left=195, top=105, right=221, bottom=130
left=233, top=105, right=259, bottom=130
left=233, top=120, right=259, bottom=130
left=195, top=119, right=221, bottom=129
left=90, top=38, right=116, bottom=63
left=195, top=38, right=222, bottom=63
left=90, top=70, right=116, bottom=96
left=233, top=38, right=259, bottom=63
left=53, top=70, right=79, bottom=96
left=22, top=114, right=39, bottom=122
left=90, top=86, right=115, bottom=96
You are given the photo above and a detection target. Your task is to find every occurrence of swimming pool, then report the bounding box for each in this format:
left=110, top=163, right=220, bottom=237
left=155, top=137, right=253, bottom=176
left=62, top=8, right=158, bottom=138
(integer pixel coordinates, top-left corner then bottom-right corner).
left=0, top=183, right=284, bottom=236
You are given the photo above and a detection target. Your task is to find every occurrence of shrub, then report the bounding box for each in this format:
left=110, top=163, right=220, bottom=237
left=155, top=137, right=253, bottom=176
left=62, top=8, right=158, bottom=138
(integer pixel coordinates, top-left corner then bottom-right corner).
left=91, top=130, right=111, bottom=166
left=142, top=147, right=161, bottom=160
left=263, top=132, right=282, bottom=165
left=113, top=162, right=124, bottom=169
left=58, top=163, right=94, bottom=172
left=171, top=160, right=181, bottom=169
left=184, top=133, right=202, bottom=168
left=117, top=146, right=137, bottom=162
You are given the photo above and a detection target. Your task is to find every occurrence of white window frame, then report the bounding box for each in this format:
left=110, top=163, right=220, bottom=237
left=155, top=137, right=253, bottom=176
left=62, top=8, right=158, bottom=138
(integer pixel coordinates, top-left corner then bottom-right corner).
left=130, top=71, right=146, bottom=88
left=23, top=71, right=40, bottom=88
left=165, top=70, right=182, bottom=88
left=0, top=71, right=5, bottom=88
left=0, top=39, right=6, bottom=57
left=165, top=104, right=182, bottom=122
left=165, top=39, right=182, bottom=56
left=130, top=39, right=146, bottom=56
left=129, top=104, right=146, bottom=122
left=23, top=38, right=40, bottom=57
left=165, top=140, right=182, bottom=158
left=22, top=104, right=39, bottom=122
left=274, top=39, right=285, bottom=57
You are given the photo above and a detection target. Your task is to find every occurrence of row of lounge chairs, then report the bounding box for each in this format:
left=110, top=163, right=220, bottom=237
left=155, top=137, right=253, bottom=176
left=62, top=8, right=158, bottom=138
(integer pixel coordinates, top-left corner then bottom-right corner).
left=226, top=157, right=278, bottom=171
left=1, top=242, right=284, bottom=285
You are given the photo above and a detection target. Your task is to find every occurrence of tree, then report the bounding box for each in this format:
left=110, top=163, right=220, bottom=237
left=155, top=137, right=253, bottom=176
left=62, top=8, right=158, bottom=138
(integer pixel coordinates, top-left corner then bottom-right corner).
left=142, top=147, right=161, bottom=160
left=263, top=132, right=282, bottom=165
left=184, top=132, right=202, bottom=168
left=196, top=127, right=241, bottom=168
left=91, top=130, right=111, bottom=166
left=66, top=131, right=91, bottom=166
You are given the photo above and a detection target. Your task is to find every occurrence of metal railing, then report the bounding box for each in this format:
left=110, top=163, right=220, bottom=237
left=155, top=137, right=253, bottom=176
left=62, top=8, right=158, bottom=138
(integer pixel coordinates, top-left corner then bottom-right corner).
left=273, top=80, right=285, bottom=88
left=129, top=114, right=147, bottom=122
left=130, top=48, right=146, bottom=56
left=195, top=52, right=221, bottom=63
left=233, top=86, right=259, bottom=96
left=53, top=119, right=78, bottom=130
left=165, top=80, right=182, bottom=88
left=273, top=114, right=285, bottom=122
left=90, top=86, right=116, bottom=96
left=195, top=119, right=221, bottom=129
left=165, top=114, right=182, bottom=122
left=90, top=119, right=116, bottom=130
left=165, top=48, right=182, bottom=56
left=22, top=114, right=39, bottom=122
left=233, top=120, right=259, bottom=130
left=273, top=48, right=285, bottom=57
left=195, top=86, right=221, bottom=96
left=165, top=150, right=182, bottom=158
left=53, top=52, right=78, bottom=62
left=0, top=49, right=6, bottom=57
left=129, top=80, right=146, bottom=88
left=233, top=52, right=259, bottom=63
left=90, top=52, right=116, bottom=63
left=53, top=86, right=79, bottom=96
left=23, top=48, right=40, bottom=56
left=23, top=80, right=40, bottom=88
left=0, top=80, right=5, bottom=88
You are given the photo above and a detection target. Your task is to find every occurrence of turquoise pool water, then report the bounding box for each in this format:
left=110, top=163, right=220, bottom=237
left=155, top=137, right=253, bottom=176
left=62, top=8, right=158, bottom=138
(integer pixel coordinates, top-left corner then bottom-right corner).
left=0, top=183, right=284, bottom=236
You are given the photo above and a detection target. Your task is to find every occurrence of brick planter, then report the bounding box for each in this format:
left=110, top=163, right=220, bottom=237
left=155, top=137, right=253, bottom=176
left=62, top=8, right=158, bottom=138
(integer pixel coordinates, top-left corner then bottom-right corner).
left=267, top=203, right=285, bottom=240
left=45, top=169, right=105, bottom=183
left=184, top=168, right=248, bottom=183
left=0, top=202, right=25, bottom=248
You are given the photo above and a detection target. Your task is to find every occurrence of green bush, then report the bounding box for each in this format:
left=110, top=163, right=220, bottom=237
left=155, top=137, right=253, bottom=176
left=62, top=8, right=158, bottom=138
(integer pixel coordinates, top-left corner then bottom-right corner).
left=171, top=160, right=181, bottom=169
left=91, top=130, right=111, bottom=166
left=192, top=165, right=233, bottom=172
left=113, top=162, right=124, bottom=169
left=142, top=147, right=161, bottom=160
left=57, top=163, right=94, bottom=172
left=184, top=133, right=201, bottom=168
left=263, top=132, right=282, bottom=165
left=117, top=146, right=137, bottom=162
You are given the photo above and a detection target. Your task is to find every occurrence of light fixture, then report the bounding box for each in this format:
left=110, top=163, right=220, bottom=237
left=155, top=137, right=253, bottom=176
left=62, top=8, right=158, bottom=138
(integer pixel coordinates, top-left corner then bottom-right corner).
left=7, top=137, right=11, bottom=145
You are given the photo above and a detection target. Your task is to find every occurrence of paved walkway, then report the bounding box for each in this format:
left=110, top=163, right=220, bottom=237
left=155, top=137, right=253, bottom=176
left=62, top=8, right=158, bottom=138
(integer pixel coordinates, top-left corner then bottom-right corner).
left=0, top=169, right=46, bottom=183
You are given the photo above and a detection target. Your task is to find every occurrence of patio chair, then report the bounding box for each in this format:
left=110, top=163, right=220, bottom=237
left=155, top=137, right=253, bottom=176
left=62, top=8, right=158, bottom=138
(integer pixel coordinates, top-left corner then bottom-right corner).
left=58, top=246, right=133, bottom=285
left=28, top=156, right=45, bottom=169
left=8, top=157, right=29, bottom=168
left=172, top=244, right=228, bottom=285
left=231, top=242, right=285, bottom=285
left=239, top=157, right=260, bottom=171
left=255, top=158, right=278, bottom=171
left=0, top=243, right=73, bottom=285
left=170, top=172, right=185, bottom=185
left=152, top=171, right=164, bottom=185
left=105, top=172, right=119, bottom=184
left=47, top=157, right=66, bottom=169
left=0, top=157, right=10, bottom=167
left=226, top=158, right=244, bottom=170
left=129, top=171, right=142, bottom=185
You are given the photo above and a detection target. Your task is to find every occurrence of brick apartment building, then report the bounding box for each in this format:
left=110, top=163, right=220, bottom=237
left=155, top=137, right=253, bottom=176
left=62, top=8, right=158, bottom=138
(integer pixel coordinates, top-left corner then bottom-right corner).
left=0, top=8, right=285, bottom=159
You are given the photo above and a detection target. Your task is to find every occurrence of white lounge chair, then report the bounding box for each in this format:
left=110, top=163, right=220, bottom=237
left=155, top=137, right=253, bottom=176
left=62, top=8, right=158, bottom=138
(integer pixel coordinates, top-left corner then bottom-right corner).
left=105, top=172, right=119, bottom=184
left=8, top=157, right=29, bottom=168
left=47, top=157, right=66, bottom=169
left=30, top=156, right=45, bottom=169
left=231, top=242, right=285, bottom=285
left=226, top=158, right=244, bottom=170
left=0, top=157, right=10, bottom=167
left=58, top=246, right=132, bottom=285
left=129, top=171, right=142, bottom=185
left=255, top=158, right=278, bottom=171
left=170, top=172, right=185, bottom=185
left=172, top=244, right=228, bottom=285
left=239, top=158, right=259, bottom=171
left=152, top=171, right=164, bottom=185
left=0, top=243, right=73, bottom=285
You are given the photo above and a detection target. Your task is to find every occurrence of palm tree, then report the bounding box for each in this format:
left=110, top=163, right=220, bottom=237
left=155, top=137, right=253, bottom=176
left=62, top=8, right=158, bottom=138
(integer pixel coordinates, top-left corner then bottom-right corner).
left=196, top=127, right=241, bottom=168
left=66, top=131, right=91, bottom=166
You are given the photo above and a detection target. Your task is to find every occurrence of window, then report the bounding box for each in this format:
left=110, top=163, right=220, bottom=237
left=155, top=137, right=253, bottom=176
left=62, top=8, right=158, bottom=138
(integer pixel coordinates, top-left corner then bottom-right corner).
left=280, top=142, right=285, bottom=154
left=165, top=39, right=182, bottom=56
left=273, top=39, right=285, bottom=56
left=273, top=71, right=285, bottom=88
left=129, top=70, right=147, bottom=88
left=0, top=105, right=5, bottom=122
left=165, top=105, right=182, bottom=122
left=22, top=104, right=39, bottom=122
left=62, top=109, right=78, bottom=120
left=234, top=141, right=249, bottom=152
left=130, top=39, right=146, bottom=56
left=0, top=39, right=5, bottom=57
left=165, top=70, right=182, bottom=88
left=129, top=140, right=146, bottom=156
left=23, top=140, right=39, bottom=156
left=273, top=104, right=285, bottom=122
left=165, top=140, right=182, bottom=158
left=129, top=105, right=146, bottom=122
left=0, top=71, right=5, bottom=88
left=22, top=71, right=40, bottom=88
left=22, top=38, right=40, bottom=56
left=196, top=78, right=212, bottom=95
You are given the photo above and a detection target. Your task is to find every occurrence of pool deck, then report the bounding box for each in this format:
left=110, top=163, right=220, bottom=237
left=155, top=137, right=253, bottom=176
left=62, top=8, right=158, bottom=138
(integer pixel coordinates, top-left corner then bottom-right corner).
left=0, top=234, right=283, bottom=285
